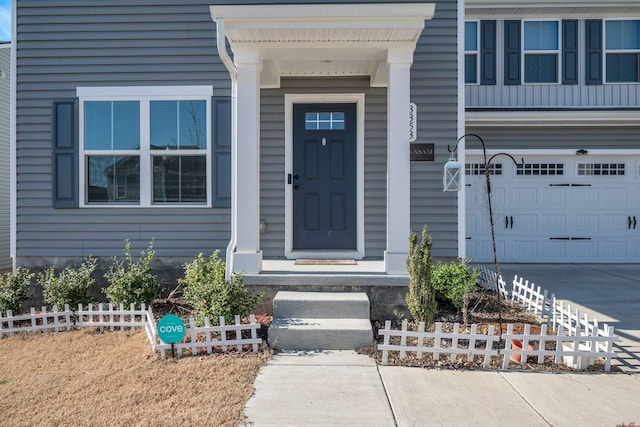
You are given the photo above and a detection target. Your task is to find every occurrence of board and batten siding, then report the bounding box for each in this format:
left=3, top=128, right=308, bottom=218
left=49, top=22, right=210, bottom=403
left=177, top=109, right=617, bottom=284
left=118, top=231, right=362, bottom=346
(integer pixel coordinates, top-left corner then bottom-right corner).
left=0, top=45, right=10, bottom=270
left=465, top=127, right=640, bottom=151
left=410, top=0, right=459, bottom=258
left=15, top=0, right=232, bottom=265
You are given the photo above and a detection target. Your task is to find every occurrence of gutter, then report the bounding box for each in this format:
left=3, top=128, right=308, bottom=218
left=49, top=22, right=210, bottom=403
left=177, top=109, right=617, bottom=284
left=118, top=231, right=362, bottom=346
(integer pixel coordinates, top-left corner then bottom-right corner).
left=214, top=18, right=238, bottom=280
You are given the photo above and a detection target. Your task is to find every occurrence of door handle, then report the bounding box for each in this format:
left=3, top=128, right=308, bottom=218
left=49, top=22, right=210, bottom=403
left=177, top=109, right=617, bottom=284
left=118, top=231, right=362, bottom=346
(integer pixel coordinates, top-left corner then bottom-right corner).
left=510, top=216, right=514, bottom=229
left=505, top=216, right=509, bottom=229
left=634, top=216, right=637, bottom=230
left=294, top=184, right=299, bottom=191
left=629, top=216, right=632, bottom=230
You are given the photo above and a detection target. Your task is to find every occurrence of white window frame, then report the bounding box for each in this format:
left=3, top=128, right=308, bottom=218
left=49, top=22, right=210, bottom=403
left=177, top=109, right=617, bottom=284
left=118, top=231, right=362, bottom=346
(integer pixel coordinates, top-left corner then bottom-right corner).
left=77, top=86, right=213, bottom=208
left=604, top=18, right=640, bottom=84
left=465, top=20, right=480, bottom=85
left=522, top=19, right=561, bottom=84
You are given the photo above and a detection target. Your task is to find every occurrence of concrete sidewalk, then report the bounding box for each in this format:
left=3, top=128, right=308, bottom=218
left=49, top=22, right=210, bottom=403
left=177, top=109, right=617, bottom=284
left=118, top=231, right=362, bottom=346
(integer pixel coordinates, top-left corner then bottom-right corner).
left=242, top=351, right=640, bottom=427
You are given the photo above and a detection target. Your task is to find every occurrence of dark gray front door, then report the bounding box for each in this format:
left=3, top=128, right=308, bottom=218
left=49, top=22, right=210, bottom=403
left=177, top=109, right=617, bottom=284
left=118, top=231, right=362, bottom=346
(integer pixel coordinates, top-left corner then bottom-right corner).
left=293, top=103, right=357, bottom=250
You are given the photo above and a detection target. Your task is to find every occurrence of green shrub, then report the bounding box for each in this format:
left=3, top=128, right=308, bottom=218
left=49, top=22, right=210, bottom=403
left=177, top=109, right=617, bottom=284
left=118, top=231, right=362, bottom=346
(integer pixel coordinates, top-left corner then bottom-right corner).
left=180, top=251, right=262, bottom=327
left=406, top=225, right=437, bottom=325
left=39, top=257, right=97, bottom=309
left=0, top=267, right=34, bottom=314
left=431, top=259, right=479, bottom=309
left=104, top=240, right=159, bottom=306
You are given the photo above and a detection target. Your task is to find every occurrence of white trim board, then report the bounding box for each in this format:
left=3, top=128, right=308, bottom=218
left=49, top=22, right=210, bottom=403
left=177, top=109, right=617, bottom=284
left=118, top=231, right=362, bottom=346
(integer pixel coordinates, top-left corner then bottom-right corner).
left=284, top=93, right=366, bottom=260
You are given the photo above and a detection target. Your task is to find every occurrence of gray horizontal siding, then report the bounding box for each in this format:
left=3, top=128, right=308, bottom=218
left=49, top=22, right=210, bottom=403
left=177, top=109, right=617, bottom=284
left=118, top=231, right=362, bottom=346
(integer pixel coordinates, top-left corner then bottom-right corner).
left=0, top=46, right=10, bottom=270
left=15, top=0, right=461, bottom=266
left=410, top=0, right=459, bottom=258
left=15, top=1, right=232, bottom=264
left=467, top=84, right=640, bottom=109
left=465, top=126, right=640, bottom=150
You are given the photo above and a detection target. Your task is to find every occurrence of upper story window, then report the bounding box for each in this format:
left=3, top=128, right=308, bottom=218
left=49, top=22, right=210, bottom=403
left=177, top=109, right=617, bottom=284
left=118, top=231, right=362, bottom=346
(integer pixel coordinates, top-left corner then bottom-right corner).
left=465, top=21, right=479, bottom=84
left=78, top=87, right=212, bottom=207
left=523, top=21, right=559, bottom=83
left=605, top=20, right=640, bottom=83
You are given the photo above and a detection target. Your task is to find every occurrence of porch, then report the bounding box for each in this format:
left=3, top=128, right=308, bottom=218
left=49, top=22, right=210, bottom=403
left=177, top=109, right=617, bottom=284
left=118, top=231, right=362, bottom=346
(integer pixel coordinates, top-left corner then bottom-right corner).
left=244, top=260, right=410, bottom=321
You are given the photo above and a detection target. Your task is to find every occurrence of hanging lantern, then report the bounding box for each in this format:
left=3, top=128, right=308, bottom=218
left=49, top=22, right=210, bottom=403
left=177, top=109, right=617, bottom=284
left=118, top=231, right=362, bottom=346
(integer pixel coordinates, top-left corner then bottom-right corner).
left=443, top=156, right=462, bottom=192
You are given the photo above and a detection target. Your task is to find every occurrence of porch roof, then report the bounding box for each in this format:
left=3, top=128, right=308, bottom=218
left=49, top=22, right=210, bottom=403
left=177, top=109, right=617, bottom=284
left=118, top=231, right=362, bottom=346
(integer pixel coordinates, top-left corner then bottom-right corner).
left=210, top=3, right=435, bottom=87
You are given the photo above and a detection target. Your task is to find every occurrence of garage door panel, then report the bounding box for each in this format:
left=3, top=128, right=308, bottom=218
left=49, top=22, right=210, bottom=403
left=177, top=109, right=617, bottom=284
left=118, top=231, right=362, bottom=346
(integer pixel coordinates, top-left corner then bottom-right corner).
left=542, top=214, right=566, bottom=233
left=543, top=188, right=567, bottom=205
left=541, top=240, right=566, bottom=258
left=602, top=187, right=628, bottom=205
left=574, top=214, right=598, bottom=232
left=573, top=241, right=599, bottom=258
left=601, top=214, right=630, bottom=234
left=574, top=187, right=599, bottom=206
left=600, top=241, right=628, bottom=258
left=513, top=187, right=538, bottom=205
left=512, top=240, right=538, bottom=258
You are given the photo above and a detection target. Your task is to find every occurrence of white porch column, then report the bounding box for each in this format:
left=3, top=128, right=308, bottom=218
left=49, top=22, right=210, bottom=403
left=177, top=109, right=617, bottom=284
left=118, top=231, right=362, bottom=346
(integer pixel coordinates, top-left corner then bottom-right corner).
left=385, top=48, right=413, bottom=274
left=233, top=47, right=262, bottom=273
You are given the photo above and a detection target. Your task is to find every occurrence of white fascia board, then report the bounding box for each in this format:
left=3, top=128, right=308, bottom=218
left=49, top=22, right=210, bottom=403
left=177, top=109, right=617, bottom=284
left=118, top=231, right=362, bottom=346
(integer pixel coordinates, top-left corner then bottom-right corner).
left=211, top=4, right=435, bottom=21
left=466, top=110, right=640, bottom=127
left=466, top=0, right=640, bottom=8
left=77, top=86, right=213, bottom=98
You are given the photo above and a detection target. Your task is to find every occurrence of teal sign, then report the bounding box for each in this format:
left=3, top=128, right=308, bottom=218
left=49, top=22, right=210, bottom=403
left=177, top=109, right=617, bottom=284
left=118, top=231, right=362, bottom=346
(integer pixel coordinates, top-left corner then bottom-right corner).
left=157, top=314, right=186, bottom=343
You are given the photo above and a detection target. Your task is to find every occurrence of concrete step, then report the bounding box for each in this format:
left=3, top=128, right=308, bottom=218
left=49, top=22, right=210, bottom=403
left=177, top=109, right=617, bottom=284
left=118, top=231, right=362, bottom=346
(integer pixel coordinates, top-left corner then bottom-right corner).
left=273, top=291, right=370, bottom=319
left=268, top=318, right=373, bottom=350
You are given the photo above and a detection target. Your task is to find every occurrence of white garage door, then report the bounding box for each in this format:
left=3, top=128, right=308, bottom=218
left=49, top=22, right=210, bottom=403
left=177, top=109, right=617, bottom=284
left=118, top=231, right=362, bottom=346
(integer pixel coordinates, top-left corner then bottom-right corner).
left=466, top=155, right=640, bottom=263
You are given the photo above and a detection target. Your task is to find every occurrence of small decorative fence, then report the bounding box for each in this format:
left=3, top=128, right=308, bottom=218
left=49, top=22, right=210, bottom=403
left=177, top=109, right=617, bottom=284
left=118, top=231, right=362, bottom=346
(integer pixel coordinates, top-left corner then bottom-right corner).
left=146, top=312, right=262, bottom=358
left=442, top=265, right=619, bottom=371
left=1, top=305, right=73, bottom=336
left=1, top=303, right=263, bottom=359
left=379, top=319, right=617, bottom=372
left=379, top=320, right=499, bottom=368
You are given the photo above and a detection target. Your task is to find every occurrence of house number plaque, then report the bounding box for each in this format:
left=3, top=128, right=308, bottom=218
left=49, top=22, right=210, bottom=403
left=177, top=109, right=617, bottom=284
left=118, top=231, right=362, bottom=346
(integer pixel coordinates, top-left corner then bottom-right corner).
left=410, top=143, right=435, bottom=161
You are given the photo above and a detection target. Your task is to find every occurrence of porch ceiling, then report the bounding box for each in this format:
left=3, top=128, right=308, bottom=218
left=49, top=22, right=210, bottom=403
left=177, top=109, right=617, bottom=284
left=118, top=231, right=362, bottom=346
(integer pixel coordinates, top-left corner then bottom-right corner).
left=210, top=3, right=435, bottom=87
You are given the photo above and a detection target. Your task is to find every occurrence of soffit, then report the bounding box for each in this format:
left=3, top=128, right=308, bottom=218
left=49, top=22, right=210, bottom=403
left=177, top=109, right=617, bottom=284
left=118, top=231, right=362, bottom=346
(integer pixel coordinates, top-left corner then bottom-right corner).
left=210, top=3, right=435, bottom=87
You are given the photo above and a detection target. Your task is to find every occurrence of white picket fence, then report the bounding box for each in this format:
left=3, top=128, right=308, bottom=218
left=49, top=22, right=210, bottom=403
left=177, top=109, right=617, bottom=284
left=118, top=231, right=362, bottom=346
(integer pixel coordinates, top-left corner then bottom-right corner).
left=1, top=303, right=263, bottom=358
left=379, top=320, right=617, bottom=372
left=477, top=265, right=509, bottom=299
left=76, top=303, right=147, bottom=331
left=472, top=265, right=619, bottom=370
left=379, top=320, right=499, bottom=367
left=501, top=323, right=616, bottom=371
left=510, top=275, right=556, bottom=320
left=146, top=312, right=262, bottom=358
left=1, top=305, right=73, bottom=337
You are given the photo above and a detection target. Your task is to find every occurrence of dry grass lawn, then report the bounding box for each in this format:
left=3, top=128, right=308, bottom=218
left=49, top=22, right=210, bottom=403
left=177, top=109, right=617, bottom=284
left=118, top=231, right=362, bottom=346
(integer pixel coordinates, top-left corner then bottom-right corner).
left=0, top=328, right=271, bottom=426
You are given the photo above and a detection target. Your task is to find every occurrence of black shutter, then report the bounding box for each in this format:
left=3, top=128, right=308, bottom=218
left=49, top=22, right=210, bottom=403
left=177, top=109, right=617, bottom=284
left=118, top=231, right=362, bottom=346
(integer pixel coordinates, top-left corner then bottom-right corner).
left=51, top=99, right=79, bottom=208
left=585, top=19, right=603, bottom=85
left=504, top=20, right=521, bottom=85
left=211, top=97, right=231, bottom=208
left=562, top=20, right=579, bottom=84
left=480, top=20, right=496, bottom=85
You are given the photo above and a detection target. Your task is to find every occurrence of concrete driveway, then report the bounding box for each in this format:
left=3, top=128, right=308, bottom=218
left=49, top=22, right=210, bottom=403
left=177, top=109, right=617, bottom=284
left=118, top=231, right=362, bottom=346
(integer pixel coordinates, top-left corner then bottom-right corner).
left=496, top=263, right=640, bottom=372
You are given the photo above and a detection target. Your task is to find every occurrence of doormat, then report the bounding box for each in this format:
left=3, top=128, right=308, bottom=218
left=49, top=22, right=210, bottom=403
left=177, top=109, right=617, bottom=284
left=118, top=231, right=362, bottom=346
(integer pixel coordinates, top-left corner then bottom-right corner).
left=294, top=259, right=357, bottom=265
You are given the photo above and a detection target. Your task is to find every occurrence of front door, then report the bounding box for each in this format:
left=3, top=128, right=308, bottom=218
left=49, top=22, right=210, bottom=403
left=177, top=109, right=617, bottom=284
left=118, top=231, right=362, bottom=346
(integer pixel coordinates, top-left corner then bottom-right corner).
left=292, top=103, right=357, bottom=250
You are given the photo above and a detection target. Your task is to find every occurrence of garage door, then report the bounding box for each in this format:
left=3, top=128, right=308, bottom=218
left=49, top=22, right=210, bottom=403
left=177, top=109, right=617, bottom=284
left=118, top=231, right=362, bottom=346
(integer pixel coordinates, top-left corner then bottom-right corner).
left=466, top=155, right=640, bottom=263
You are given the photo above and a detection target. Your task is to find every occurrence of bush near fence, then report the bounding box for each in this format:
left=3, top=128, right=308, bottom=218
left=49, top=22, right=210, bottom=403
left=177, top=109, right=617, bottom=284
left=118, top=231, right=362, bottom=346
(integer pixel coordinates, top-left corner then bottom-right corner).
left=1, top=303, right=263, bottom=359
